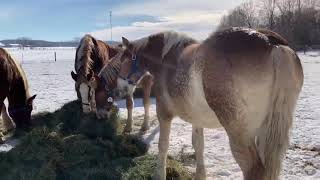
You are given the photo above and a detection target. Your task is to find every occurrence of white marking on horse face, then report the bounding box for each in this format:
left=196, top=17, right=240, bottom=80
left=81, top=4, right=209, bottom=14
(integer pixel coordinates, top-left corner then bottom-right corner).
left=117, top=78, right=136, bottom=97
left=79, top=83, right=90, bottom=113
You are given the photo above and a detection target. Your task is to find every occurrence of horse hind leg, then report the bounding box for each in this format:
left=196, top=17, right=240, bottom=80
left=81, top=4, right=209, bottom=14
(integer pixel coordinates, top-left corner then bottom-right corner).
left=192, top=126, right=206, bottom=180
left=228, top=81, right=300, bottom=180
left=227, top=129, right=265, bottom=180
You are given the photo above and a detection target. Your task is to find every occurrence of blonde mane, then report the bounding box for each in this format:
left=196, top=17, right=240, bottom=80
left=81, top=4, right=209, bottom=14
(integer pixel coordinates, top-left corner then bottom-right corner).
left=131, top=31, right=198, bottom=59
left=98, top=52, right=122, bottom=85
left=161, top=31, right=197, bottom=58
left=75, top=34, right=96, bottom=75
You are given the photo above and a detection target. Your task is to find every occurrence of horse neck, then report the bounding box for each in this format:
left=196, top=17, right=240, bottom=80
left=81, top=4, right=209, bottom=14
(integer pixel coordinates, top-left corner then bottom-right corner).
left=142, top=44, right=200, bottom=96
left=92, top=43, right=114, bottom=73
left=142, top=44, right=198, bottom=81
left=8, top=65, right=29, bottom=108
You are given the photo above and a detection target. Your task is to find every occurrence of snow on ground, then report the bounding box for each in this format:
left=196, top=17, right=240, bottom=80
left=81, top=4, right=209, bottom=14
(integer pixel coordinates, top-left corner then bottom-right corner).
left=1, top=48, right=319, bottom=179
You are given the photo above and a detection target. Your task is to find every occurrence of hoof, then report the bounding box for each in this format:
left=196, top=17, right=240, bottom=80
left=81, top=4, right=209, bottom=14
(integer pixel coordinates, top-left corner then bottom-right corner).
left=123, top=125, right=132, bottom=134
left=140, top=125, right=149, bottom=133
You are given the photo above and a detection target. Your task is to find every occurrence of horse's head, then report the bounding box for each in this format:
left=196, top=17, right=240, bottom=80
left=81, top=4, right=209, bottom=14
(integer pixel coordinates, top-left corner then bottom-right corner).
left=71, top=70, right=96, bottom=113
left=114, top=37, right=149, bottom=98
left=92, top=55, right=123, bottom=119
left=8, top=94, right=36, bottom=129
left=93, top=76, right=117, bottom=119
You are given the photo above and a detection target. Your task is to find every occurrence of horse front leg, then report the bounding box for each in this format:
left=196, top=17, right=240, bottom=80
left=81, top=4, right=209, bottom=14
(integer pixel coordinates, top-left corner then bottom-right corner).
left=124, top=95, right=134, bottom=133
left=0, top=102, right=15, bottom=142
left=154, top=118, right=172, bottom=180
left=141, top=83, right=152, bottom=132
left=154, top=100, right=173, bottom=180
left=192, top=126, right=206, bottom=180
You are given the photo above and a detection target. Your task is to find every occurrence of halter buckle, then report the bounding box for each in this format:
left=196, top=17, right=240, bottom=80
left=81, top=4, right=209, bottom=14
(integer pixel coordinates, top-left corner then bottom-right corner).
left=132, top=54, right=137, bottom=61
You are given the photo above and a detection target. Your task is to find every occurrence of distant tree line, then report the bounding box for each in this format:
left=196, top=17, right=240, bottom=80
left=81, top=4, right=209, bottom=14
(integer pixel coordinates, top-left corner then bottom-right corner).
left=0, top=37, right=119, bottom=48
left=218, top=0, right=320, bottom=49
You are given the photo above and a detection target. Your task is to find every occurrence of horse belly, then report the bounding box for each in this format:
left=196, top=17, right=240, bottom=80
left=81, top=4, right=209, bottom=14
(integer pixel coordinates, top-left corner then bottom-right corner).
left=178, top=71, right=221, bottom=128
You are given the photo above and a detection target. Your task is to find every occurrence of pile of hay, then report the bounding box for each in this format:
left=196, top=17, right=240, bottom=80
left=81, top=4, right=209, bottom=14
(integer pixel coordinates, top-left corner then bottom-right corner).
left=0, top=100, right=191, bottom=180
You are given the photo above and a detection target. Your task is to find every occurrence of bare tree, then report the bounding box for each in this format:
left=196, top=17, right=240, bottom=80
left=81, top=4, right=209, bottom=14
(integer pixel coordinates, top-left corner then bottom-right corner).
left=262, top=0, right=277, bottom=30
left=218, top=1, right=258, bottom=30
left=218, top=0, right=320, bottom=48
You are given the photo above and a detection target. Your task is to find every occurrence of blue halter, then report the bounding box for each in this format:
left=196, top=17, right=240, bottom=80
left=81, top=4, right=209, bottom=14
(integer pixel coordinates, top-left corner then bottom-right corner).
left=119, top=54, right=144, bottom=85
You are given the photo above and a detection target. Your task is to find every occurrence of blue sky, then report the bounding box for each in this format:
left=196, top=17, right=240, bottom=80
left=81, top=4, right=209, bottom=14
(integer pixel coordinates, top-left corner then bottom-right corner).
left=0, top=0, right=246, bottom=41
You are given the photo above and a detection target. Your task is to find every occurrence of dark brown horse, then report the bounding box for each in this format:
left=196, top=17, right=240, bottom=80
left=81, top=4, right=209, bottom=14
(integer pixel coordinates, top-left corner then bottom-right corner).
left=0, top=48, right=36, bottom=133
left=113, top=28, right=303, bottom=180
left=71, top=34, right=118, bottom=113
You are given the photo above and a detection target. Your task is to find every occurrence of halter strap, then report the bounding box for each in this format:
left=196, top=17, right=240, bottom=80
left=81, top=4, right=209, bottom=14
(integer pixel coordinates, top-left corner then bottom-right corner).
left=8, top=105, right=32, bottom=115
left=119, top=54, right=144, bottom=85
left=82, top=102, right=90, bottom=106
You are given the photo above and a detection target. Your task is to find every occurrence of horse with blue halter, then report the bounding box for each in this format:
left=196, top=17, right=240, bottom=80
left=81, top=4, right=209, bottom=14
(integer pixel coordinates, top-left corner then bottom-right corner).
left=93, top=52, right=154, bottom=132
left=113, top=28, right=303, bottom=180
left=0, top=48, right=36, bottom=137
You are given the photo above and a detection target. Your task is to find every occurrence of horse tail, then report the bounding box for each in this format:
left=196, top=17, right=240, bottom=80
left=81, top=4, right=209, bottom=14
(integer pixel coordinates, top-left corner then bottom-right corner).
left=256, top=46, right=303, bottom=179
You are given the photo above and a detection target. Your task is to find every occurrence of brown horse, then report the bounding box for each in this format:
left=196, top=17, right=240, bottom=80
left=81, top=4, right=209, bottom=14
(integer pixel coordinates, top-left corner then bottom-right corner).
left=0, top=48, right=36, bottom=132
left=71, top=34, right=118, bottom=113
left=71, top=35, right=153, bottom=132
left=113, top=28, right=303, bottom=180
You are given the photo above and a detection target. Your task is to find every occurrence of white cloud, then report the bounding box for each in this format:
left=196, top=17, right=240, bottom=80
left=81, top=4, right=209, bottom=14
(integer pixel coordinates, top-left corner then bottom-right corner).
left=89, top=0, right=247, bottom=41
left=113, top=0, right=246, bottom=17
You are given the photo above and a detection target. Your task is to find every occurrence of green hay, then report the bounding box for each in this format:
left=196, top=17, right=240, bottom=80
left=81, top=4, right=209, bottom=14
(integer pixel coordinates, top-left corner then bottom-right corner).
left=0, top=100, right=191, bottom=180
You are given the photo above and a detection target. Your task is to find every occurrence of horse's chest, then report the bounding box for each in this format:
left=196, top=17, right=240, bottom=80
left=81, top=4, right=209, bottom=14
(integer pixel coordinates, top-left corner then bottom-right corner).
left=172, top=69, right=221, bottom=128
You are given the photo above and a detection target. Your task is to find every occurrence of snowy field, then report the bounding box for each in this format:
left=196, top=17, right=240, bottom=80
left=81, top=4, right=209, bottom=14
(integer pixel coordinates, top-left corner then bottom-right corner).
left=1, top=48, right=320, bottom=179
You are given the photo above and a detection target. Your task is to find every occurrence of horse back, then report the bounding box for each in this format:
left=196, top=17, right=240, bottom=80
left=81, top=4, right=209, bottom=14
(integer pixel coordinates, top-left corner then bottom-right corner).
left=75, top=35, right=118, bottom=75
left=199, top=28, right=296, bottom=126
left=0, top=48, right=16, bottom=98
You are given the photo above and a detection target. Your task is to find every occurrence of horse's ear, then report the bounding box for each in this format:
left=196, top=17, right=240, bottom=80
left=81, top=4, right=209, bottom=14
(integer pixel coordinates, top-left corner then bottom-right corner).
left=27, top=94, right=37, bottom=104
left=122, top=37, right=131, bottom=49
left=71, top=71, right=78, bottom=81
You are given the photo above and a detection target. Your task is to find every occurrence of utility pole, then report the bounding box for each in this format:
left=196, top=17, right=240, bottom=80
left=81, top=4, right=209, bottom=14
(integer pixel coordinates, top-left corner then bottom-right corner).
left=109, top=11, right=113, bottom=41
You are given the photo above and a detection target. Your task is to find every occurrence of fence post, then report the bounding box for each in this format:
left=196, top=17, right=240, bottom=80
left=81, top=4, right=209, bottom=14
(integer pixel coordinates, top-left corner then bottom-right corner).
left=54, top=52, right=57, bottom=62
left=21, top=52, right=24, bottom=64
